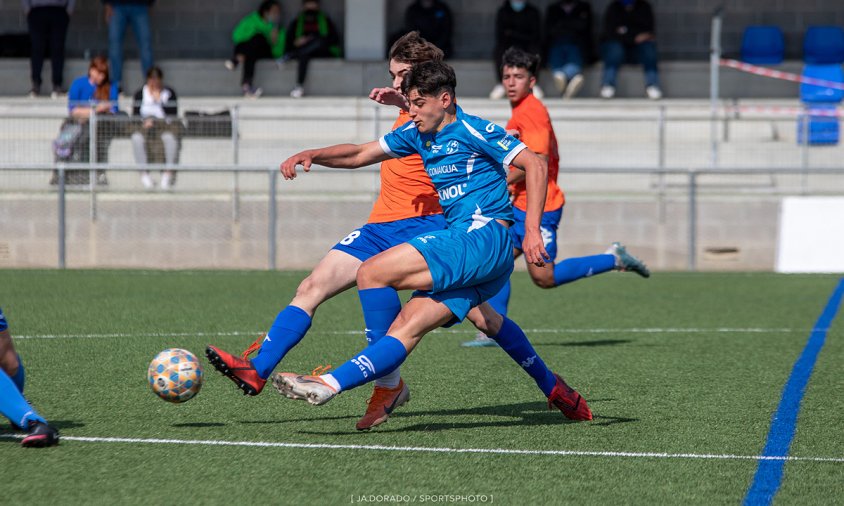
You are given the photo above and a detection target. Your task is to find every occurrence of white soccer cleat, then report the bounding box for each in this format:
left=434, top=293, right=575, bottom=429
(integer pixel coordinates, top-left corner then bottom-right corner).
left=605, top=241, right=650, bottom=278
left=272, top=372, right=338, bottom=405
left=489, top=84, right=506, bottom=100
left=600, top=85, right=616, bottom=99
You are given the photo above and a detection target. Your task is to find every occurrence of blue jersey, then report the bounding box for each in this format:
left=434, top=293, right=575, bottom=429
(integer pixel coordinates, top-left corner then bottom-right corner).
left=379, top=105, right=526, bottom=229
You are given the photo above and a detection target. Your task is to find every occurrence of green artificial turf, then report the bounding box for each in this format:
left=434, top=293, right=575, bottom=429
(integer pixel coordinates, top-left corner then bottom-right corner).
left=1, top=270, right=842, bottom=505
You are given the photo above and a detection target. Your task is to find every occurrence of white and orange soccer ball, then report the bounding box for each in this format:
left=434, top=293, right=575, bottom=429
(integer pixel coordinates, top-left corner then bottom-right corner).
left=147, top=348, right=203, bottom=403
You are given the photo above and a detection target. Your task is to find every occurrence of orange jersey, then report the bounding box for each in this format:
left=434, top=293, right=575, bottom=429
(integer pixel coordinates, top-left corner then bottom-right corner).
left=367, top=110, right=442, bottom=223
left=505, top=93, right=565, bottom=212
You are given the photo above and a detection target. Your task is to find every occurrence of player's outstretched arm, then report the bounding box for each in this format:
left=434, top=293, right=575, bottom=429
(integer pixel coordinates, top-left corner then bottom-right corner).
left=512, top=148, right=549, bottom=266
left=280, top=141, right=391, bottom=180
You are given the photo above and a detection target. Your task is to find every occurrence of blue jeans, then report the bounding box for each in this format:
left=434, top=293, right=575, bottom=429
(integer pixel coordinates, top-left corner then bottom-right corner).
left=600, top=40, right=659, bottom=87
left=108, top=4, right=153, bottom=88
left=547, top=40, right=583, bottom=80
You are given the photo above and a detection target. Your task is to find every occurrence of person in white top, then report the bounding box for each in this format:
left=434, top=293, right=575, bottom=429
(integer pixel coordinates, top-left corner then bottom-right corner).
left=130, top=66, right=181, bottom=189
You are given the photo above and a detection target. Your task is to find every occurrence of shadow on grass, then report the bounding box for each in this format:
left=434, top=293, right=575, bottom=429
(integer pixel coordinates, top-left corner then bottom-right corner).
left=260, top=401, right=638, bottom=434
left=172, top=422, right=227, bottom=428
left=533, top=339, right=633, bottom=347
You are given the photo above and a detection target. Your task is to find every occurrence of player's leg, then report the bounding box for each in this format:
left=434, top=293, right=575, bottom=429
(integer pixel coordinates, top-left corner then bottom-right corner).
left=206, top=249, right=360, bottom=395
left=466, top=303, right=591, bottom=420
left=0, top=309, right=59, bottom=446
left=273, top=295, right=453, bottom=406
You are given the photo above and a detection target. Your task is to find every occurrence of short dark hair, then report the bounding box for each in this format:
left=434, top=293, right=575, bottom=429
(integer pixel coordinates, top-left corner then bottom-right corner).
left=146, top=66, right=163, bottom=80
left=258, top=0, right=280, bottom=16
left=389, top=31, right=444, bottom=65
left=501, top=46, right=541, bottom=77
left=401, top=61, right=457, bottom=99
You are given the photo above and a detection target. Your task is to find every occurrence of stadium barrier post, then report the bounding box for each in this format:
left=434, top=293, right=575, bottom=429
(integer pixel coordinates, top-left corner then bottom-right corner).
left=232, top=106, right=240, bottom=222
left=89, top=109, right=98, bottom=221
left=268, top=168, right=277, bottom=270
left=709, top=6, right=723, bottom=168
left=58, top=165, right=66, bottom=269
left=800, top=108, right=809, bottom=195
left=373, top=104, right=381, bottom=139
left=688, top=169, right=698, bottom=271
left=657, top=106, right=667, bottom=223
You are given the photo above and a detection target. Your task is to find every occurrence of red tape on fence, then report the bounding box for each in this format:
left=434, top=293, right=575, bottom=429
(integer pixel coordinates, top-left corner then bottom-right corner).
left=719, top=58, right=844, bottom=91
left=723, top=105, right=844, bottom=117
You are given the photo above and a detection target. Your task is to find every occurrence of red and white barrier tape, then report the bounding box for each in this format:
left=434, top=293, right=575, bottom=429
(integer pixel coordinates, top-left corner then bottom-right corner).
left=723, top=105, right=843, bottom=117
left=719, top=58, right=844, bottom=91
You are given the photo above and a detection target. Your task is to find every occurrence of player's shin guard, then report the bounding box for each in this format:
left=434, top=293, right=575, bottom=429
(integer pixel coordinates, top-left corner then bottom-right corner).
left=0, top=368, right=45, bottom=429
left=491, top=317, right=557, bottom=396
left=486, top=279, right=511, bottom=317
left=359, top=287, right=403, bottom=388
left=11, top=353, right=24, bottom=393
left=325, top=336, right=407, bottom=392
left=553, top=254, right=616, bottom=286
left=251, top=305, right=312, bottom=379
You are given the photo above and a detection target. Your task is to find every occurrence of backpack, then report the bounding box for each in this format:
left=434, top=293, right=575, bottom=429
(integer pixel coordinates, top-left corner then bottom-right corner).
left=53, top=119, right=90, bottom=163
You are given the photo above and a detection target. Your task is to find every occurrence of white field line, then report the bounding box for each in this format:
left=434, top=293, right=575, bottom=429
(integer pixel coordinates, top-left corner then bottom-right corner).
left=12, top=327, right=803, bottom=340
left=0, top=434, right=841, bottom=463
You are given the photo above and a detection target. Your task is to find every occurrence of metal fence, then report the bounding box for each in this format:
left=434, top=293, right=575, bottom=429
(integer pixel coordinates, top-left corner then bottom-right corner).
left=1, top=101, right=844, bottom=271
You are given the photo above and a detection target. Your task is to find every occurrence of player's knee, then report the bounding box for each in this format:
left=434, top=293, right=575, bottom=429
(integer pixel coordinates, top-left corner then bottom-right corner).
left=356, top=260, right=386, bottom=288
left=533, top=277, right=556, bottom=289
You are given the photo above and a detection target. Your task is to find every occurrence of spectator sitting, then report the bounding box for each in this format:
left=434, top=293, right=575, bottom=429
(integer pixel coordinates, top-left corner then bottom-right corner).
left=490, top=1, right=544, bottom=100
left=103, top=0, right=155, bottom=94
left=402, top=0, right=453, bottom=59
left=24, top=0, right=74, bottom=99
left=600, top=0, right=662, bottom=100
left=279, top=0, right=341, bottom=98
left=545, top=0, right=592, bottom=99
left=131, top=66, right=181, bottom=190
left=58, top=55, right=119, bottom=185
left=226, top=0, right=285, bottom=98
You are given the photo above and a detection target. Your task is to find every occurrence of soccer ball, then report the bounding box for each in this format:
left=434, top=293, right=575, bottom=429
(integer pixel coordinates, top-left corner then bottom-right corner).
left=147, top=348, right=203, bottom=403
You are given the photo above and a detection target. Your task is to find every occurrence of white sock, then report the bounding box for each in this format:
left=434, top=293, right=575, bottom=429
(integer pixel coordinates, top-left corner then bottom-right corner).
left=320, top=373, right=341, bottom=392
left=374, top=367, right=401, bottom=389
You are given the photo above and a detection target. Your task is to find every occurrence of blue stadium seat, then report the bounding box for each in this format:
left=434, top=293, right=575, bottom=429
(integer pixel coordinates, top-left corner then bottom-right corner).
left=797, top=104, right=840, bottom=145
left=741, top=26, right=785, bottom=64
left=799, top=64, right=844, bottom=103
left=803, top=26, right=844, bottom=64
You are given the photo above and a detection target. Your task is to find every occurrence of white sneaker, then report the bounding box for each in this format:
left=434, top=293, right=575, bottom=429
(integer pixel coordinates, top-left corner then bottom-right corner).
left=600, top=85, right=616, bottom=99
left=646, top=85, right=663, bottom=100
left=160, top=172, right=173, bottom=191
left=563, top=74, right=585, bottom=99
left=272, top=372, right=338, bottom=405
left=140, top=172, right=155, bottom=189
left=224, top=59, right=236, bottom=71
left=290, top=85, right=304, bottom=98
left=532, top=85, right=544, bottom=99
left=489, top=84, right=506, bottom=100
left=552, top=72, right=568, bottom=94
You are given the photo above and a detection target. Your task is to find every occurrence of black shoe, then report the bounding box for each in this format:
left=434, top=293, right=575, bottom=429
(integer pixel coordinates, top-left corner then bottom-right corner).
left=21, top=421, right=60, bottom=448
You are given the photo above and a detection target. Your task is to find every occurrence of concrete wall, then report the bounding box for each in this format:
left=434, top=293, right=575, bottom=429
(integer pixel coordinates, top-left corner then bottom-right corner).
left=1, top=0, right=842, bottom=61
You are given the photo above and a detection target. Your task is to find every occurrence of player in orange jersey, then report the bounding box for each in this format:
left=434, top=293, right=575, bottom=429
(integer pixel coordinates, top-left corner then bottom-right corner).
left=462, top=46, right=650, bottom=347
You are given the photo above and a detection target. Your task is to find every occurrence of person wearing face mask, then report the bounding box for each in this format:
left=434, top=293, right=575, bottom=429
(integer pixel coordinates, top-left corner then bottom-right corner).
left=490, top=0, right=544, bottom=100
left=403, top=0, right=453, bottom=60
left=227, top=0, right=286, bottom=98
left=280, top=0, right=342, bottom=98
left=544, top=0, right=593, bottom=99
left=600, top=0, right=662, bottom=99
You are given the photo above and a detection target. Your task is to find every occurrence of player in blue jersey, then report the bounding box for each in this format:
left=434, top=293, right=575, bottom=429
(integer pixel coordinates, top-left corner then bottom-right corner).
left=0, top=307, right=60, bottom=447
left=272, top=61, right=593, bottom=421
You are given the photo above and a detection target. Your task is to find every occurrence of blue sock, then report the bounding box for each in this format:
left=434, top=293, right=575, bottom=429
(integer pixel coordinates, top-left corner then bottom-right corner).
left=359, top=287, right=402, bottom=344
left=251, top=305, right=312, bottom=379
left=11, top=354, right=24, bottom=393
left=0, top=368, right=45, bottom=429
left=491, top=317, right=556, bottom=397
left=486, top=279, right=511, bottom=318
left=553, top=254, right=616, bottom=286
left=328, top=336, right=407, bottom=391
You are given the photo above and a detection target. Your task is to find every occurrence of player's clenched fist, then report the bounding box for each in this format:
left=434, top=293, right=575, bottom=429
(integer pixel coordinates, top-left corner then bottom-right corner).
left=280, top=151, right=313, bottom=180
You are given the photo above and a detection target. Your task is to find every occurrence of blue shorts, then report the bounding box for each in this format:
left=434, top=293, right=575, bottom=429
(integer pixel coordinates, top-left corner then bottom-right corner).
left=509, top=206, right=563, bottom=262
left=0, top=307, right=6, bottom=332
left=409, top=220, right=515, bottom=324
left=331, top=214, right=447, bottom=262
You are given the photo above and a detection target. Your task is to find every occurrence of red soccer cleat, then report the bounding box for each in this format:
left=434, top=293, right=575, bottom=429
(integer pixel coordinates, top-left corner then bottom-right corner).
left=356, top=379, right=411, bottom=431
left=206, top=344, right=266, bottom=395
left=547, top=373, right=593, bottom=421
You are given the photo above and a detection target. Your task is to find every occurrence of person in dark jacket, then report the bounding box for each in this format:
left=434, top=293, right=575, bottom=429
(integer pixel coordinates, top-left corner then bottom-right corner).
left=599, top=0, right=662, bottom=99
left=489, top=1, right=543, bottom=99
left=23, top=0, right=74, bottom=98
left=226, top=0, right=285, bottom=98
left=102, top=0, right=154, bottom=93
left=545, top=0, right=592, bottom=99
left=403, top=0, right=453, bottom=59
left=280, top=0, right=341, bottom=98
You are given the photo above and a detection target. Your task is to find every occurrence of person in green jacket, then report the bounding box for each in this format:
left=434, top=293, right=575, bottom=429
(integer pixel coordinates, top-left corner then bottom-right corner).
left=226, top=0, right=285, bottom=98
left=280, top=0, right=341, bottom=98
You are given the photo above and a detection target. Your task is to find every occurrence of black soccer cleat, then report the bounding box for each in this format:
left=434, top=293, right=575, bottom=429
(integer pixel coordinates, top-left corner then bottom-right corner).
left=21, top=421, right=60, bottom=448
